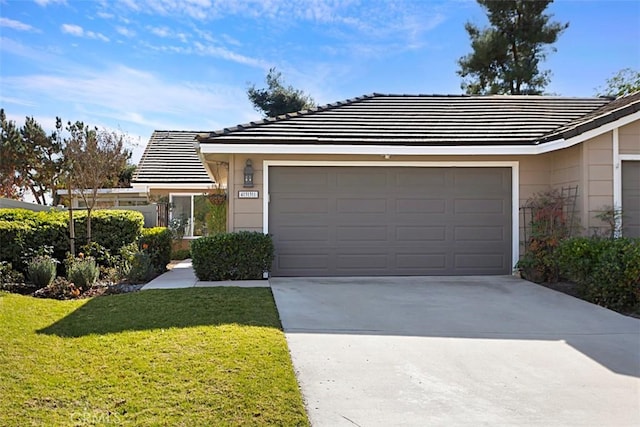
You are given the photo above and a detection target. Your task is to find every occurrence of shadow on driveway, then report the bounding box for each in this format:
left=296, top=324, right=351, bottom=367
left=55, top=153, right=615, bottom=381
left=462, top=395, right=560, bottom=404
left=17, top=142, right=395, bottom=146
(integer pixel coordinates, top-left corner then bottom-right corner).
left=271, top=276, right=640, bottom=426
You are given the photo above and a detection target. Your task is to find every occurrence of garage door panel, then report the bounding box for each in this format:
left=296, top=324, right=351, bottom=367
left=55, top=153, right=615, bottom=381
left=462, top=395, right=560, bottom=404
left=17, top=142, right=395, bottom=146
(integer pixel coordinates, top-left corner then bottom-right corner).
left=337, top=226, right=388, bottom=242
left=454, top=226, right=505, bottom=241
left=337, top=170, right=388, bottom=189
left=274, top=197, right=329, bottom=214
left=454, top=253, right=507, bottom=270
left=454, top=199, right=506, bottom=214
left=277, top=253, right=329, bottom=270
left=622, top=161, right=640, bottom=238
left=396, top=168, right=446, bottom=187
left=271, top=170, right=330, bottom=190
left=276, top=226, right=329, bottom=242
left=396, top=253, right=447, bottom=269
left=396, top=226, right=446, bottom=241
left=396, top=198, right=447, bottom=214
left=269, top=166, right=511, bottom=276
left=336, top=254, right=389, bottom=270
left=337, top=198, right=387, bottom=213
left=454, top=170, right=507, bottom=190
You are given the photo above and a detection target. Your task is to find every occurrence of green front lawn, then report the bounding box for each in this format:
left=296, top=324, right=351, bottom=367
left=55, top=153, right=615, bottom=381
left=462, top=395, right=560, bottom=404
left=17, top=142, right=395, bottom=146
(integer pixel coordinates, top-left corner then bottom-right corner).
left=0, top=288, right=309, bottom=426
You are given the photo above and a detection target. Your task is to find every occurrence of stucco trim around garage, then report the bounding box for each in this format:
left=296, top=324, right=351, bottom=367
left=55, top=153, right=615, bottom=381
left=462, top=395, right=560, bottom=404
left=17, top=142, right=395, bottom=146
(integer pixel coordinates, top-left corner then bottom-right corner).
left=262, top=160, right=520, bottom=271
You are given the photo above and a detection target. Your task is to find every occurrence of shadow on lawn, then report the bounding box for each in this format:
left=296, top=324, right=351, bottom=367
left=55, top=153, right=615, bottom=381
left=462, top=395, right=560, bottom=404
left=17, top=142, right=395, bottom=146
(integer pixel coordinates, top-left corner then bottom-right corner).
left=38, top=287, right=281, bottom=337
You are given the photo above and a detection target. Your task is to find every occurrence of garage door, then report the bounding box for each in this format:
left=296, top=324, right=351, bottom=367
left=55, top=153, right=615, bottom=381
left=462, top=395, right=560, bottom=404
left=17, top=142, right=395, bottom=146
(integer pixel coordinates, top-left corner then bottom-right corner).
left=268, top=166, right=512, bottom=276
left=622, top=161, right=640, bottom=238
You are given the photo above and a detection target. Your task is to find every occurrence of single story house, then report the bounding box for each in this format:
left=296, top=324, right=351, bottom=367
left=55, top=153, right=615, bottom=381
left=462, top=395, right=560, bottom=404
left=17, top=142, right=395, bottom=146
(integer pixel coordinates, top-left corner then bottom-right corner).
left=132, top=130, right=218, bottom=236
left=190, top=92, right=640, bottom=277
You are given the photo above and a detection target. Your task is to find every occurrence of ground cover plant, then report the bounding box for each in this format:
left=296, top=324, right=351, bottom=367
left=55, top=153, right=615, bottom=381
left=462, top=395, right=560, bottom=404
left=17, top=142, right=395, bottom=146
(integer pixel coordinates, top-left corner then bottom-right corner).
left=0, top=288, right=309, bottom=426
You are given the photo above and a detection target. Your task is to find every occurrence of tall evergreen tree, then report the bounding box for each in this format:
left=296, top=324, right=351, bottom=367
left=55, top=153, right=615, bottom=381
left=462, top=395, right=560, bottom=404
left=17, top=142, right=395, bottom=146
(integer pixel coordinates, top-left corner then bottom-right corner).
left=0, top=110, right=63, bottom=203
left=247, top=68, right=315, bottom=117
left=458, top=0, right=568, bottom=95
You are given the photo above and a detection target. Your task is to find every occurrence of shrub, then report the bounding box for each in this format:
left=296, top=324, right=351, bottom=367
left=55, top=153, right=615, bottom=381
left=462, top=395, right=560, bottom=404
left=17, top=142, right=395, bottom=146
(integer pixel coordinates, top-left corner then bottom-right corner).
left=171, top=248, right=191, bottom=260
left=556, top=237, right=640, bottom=312
left=556, top=237, right=608, bottom=284
left=79, top=242, right=116, bottom=268
left=127, top=252, right=155, bottom=283
left=0, top=208, right=143, bottom=275
left=518, top=189, right=576, bottom=283
left=0, top=261, right=24, bottom=284
left=0, top=261, right=32, bottom=294
left=0, top=221, right=30, bottom=274
left=191, top=231, right=274, bottom=281
left=66, top=255, right=100, bottom=290
left=583, top=238, right=640, bottom=312
left=73, top=210, right=144, bottom=252
left=33, top=277, right=81, bottom=300
left=118, top=243, right=154, bottom=283
left=140, top=227, right=171, bottom=273
left=27, top=256, right=58, bottom=289
left=517, top=236, right=561, bottom=283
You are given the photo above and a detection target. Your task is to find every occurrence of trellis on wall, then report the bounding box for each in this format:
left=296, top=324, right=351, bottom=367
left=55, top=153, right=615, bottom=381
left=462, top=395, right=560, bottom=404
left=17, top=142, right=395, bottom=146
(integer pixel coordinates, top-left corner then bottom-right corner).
left=520, top=185, right=579, bottom=247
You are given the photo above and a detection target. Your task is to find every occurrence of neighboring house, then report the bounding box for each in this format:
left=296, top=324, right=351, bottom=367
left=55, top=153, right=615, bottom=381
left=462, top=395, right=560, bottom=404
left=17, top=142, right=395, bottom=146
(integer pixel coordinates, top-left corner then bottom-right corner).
left=191, top=92, right=640, bottom=277
left=132, top=131, right=217, bottom=237
left=57, top=188, right=149, bottom=208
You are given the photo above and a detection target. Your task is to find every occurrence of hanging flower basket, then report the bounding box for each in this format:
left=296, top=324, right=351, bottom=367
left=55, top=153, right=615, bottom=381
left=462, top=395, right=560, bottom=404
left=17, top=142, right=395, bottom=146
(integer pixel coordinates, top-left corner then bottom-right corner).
left=208, top=192, right=227, bottom=205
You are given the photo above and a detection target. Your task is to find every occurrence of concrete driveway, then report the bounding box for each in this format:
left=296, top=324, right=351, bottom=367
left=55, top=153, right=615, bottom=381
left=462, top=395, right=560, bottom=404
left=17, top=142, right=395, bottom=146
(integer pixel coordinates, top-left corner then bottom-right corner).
left=270, top=276, right=640, bottom=426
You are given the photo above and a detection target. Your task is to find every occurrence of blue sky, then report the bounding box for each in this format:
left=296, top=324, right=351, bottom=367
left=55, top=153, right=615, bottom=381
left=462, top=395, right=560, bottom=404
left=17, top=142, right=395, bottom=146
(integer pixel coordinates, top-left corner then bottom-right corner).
left=1, top=0, right=639, bottom=162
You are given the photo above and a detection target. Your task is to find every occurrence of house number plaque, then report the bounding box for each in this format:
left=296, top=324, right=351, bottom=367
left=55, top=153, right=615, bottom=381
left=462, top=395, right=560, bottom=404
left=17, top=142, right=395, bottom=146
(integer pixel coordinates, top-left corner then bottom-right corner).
left=238, top=191, right=259, bottom=199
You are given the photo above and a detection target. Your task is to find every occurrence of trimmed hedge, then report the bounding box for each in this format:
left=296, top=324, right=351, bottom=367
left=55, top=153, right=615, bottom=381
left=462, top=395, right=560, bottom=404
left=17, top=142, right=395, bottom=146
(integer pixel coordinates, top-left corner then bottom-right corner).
left=72, top=210, right=144, bottom=254
left=191, top=231, right=274, bottom=281
left=140, top=227, right=172, bottom=273
left=0, top=208, right=144, bottom=274
left=557, top=237, right=640, bottom=312
left=0, top=211, right=68, bottom=273
left=0, top=221, right=34, bottom=273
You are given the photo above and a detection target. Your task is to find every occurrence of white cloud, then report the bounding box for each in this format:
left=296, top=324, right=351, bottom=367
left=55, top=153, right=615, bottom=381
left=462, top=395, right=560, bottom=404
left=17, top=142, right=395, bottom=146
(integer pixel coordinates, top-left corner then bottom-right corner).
left=61, top=24, right=110, bottom=42
left=108, top=0, right=447, bottom=58
left=97, top=11, right=115, bottom=19
left=191, top=42, right=269, bottom=69
left=61, top=23, right=84, bottom=36
left=148, top=26, right=170, bottom=37
left=1, top=64, right=256, bottom=133
left=34, top=0, right=67, bottom=6
left=0, top=17, right=38, bottom=32
left=116, top=26, right=136, bottom=37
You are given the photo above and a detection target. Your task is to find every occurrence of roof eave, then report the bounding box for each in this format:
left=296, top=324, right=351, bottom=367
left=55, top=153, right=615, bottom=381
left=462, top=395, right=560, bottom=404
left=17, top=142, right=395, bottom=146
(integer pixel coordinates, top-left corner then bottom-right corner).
left=539, top=101, right=640, bottom=144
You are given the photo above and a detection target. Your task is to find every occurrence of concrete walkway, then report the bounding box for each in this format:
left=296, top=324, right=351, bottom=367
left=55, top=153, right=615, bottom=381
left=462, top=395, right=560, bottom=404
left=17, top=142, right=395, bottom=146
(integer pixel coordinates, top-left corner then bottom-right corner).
left=141, top=259, right=269, bottom=290
left=271, top=276, right=640, bottom=427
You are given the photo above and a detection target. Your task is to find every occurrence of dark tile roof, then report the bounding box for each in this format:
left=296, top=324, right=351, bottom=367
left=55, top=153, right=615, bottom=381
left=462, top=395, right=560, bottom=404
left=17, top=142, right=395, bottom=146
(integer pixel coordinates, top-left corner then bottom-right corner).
left=198, top=94, right=618, bottom=146
left=537, top=91, right=640, bottom=143
left=133, top=131, right=213, bottom=184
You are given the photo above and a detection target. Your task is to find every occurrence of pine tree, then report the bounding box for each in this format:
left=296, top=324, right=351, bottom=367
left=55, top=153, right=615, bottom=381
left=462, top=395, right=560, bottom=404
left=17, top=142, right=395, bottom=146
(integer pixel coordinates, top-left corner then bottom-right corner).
left=458, top=0, right=568, bottom=95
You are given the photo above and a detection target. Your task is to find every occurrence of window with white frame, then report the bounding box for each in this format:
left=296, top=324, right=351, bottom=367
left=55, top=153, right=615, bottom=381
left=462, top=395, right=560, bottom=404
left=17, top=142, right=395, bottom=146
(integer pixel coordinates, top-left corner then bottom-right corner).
left=169, top=194, right=212, bottom=237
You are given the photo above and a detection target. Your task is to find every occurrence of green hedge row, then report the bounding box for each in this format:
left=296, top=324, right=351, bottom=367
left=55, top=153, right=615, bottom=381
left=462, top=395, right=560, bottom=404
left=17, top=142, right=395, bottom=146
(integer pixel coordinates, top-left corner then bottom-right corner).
left=191, top=231, right=274, bottom=281
left=0, top=208, right=144, bottom=274
left=0, top=210, right=68, bottom=273
left=556, top=237, right=640, bottom=311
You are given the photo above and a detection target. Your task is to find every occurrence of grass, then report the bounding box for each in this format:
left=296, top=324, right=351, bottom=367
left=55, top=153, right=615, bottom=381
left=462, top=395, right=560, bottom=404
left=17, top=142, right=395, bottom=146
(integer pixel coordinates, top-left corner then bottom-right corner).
left=0, top=288, right=309, bottom=426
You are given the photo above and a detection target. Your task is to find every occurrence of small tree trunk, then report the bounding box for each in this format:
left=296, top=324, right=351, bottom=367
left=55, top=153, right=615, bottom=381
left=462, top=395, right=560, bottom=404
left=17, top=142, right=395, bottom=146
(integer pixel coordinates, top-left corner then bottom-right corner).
left=86, top=208, right=92, bottom=245
left=68, top=180, right=75, bottom=256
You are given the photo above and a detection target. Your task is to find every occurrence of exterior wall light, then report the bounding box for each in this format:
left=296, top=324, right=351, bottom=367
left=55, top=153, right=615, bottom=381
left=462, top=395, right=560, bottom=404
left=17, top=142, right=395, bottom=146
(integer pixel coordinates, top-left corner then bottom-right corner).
left=243, top=159, right=254, bottom=188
